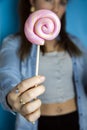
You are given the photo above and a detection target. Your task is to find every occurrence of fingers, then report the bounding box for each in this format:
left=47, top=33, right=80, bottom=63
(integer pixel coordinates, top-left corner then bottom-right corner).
left=13, top=98, right=42, bottom=122
left=25, top=108, right=41, bottom=122
left=13, top=75, right=45, bottom=96
left=19, top=85, right=45, bottom=103
left=21, top=99, right=41, bottom=116
left=7, top=75, right=45, bottom=122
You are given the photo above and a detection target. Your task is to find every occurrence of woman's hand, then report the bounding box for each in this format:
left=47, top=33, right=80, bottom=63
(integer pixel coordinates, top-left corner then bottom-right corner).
left=7, top=76, right=45, bottom=122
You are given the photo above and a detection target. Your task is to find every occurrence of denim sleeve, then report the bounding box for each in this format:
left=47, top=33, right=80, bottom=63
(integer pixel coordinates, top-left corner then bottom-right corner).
left=69, top=34, right=87, bottom=94
left=0, top=35, right=21, bottom=114
left=82, top=52, right=87, bottom=94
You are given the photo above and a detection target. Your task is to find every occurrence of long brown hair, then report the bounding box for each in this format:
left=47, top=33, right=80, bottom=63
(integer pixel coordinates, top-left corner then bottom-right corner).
left=18, top=0, right=82, bottom=60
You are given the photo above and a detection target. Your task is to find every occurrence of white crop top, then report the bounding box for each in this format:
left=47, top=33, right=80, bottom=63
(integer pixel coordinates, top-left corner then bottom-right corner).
left=38, top=51, right=75, bottom=104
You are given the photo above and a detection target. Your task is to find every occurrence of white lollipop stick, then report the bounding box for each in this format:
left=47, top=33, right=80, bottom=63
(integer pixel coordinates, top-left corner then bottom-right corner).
left=35, top=45, right=40, bottom=76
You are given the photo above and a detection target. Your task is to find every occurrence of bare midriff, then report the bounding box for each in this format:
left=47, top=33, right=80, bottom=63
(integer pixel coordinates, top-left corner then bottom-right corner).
left=41, top=98, right=77, bottom=116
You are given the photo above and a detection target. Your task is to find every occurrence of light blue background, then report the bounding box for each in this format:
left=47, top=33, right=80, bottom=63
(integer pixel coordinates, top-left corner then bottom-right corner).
left=66, top=0, right=87, bottom=45
left=0, top=0, right=19, bottom=43
left=0, top=0, right=87, bottom=130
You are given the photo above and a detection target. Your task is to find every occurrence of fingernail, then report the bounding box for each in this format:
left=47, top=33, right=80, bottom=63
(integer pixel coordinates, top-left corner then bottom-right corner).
left=39, top=76, right=45, bottom=81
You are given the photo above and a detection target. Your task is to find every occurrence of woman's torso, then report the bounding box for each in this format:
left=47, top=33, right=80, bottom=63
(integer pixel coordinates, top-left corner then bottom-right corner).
left=38, top=50, right=77, bottom=116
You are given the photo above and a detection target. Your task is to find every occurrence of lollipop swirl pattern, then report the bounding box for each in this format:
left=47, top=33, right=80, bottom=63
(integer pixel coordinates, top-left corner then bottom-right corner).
left=24, top=9, right=61, bottom=45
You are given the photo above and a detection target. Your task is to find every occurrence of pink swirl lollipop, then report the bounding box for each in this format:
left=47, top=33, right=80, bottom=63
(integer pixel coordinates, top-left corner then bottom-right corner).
left=24, top=11, right=61, bottom=124
left=24, top=9, right=61, bottom=45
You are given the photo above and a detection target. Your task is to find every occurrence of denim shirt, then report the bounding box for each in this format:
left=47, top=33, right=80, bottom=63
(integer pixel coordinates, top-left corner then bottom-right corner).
left=0, top=35, right=87, bottom=130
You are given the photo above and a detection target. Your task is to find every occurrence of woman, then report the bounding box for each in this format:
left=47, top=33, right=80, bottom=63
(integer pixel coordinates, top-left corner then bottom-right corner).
left=0, top=0, right=87, bottom=130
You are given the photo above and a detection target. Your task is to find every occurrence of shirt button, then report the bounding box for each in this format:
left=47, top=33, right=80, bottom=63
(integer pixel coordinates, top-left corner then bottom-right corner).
left=74, top=62, right=76, bottom=65
left=76, top=79, right=78, bottom=83
left=80, top=113, right=83, bottom=116
left=78, top=96, right=81, bottom=99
